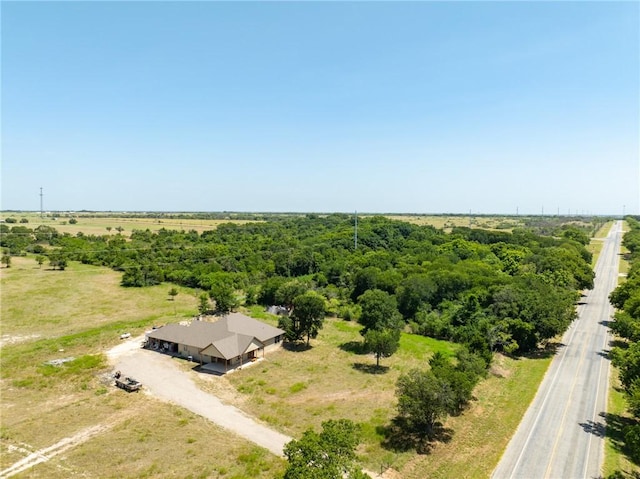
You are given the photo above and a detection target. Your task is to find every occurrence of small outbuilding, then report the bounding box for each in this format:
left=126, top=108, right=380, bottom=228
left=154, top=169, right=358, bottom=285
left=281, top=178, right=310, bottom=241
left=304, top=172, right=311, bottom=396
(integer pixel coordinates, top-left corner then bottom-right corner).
left=145, top=313, right=284, bottom=373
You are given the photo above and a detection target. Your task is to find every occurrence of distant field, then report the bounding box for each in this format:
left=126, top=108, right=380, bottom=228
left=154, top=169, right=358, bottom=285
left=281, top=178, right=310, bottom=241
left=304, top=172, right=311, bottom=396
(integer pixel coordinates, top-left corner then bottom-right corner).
left=1, top=212, right=259, bottom=236
left=386, top=214, right=523, bottom=231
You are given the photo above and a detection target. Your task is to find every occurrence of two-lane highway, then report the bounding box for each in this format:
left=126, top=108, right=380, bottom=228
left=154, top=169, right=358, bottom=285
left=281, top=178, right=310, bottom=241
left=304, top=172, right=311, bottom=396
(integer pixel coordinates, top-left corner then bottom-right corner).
left=492, top=221, right=623, bottom=479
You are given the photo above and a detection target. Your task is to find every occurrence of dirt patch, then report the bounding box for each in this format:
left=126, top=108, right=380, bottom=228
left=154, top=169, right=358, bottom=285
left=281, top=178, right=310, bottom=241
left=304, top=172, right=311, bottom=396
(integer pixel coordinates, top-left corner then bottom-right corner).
left=0, top=423, right=110, bottom=477
left=0, top=334, right=41, bottom=348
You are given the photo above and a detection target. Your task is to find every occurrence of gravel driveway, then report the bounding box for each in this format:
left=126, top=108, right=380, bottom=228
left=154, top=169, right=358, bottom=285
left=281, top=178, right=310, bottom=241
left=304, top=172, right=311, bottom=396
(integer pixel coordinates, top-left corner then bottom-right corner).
left=109, top=340, right=291, bottom=457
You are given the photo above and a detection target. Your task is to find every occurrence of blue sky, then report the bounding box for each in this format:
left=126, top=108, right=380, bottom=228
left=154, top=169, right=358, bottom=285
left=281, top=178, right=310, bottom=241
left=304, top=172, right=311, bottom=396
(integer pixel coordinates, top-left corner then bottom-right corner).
left=2, top=1, right=638, bottom=215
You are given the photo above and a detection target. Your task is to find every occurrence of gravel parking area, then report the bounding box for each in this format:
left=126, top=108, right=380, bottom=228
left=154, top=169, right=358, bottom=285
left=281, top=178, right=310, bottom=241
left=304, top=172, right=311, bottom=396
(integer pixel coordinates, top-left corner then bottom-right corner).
left=110, top=340, right=291, bottom=457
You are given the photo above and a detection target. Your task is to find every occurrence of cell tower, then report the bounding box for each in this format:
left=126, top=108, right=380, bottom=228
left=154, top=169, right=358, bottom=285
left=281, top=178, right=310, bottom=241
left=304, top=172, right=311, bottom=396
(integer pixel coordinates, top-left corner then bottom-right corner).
left=354, top=210, right=358, bottom=250
left=40, top=187, right=44, bottom=218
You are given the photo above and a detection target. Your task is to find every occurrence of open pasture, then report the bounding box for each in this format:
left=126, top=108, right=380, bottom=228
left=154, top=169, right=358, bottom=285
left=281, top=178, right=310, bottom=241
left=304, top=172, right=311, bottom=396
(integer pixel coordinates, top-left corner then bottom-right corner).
left=386, top=214, right=523, bottom=232
left=0, top=257, right=283, bottom=478
left=2, top=212, right=259, bottom=237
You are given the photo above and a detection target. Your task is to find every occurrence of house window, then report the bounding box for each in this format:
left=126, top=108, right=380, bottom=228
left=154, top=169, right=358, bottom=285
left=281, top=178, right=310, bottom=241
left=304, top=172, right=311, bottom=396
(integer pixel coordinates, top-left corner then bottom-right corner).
left=275, top=335, right=281, bottom=343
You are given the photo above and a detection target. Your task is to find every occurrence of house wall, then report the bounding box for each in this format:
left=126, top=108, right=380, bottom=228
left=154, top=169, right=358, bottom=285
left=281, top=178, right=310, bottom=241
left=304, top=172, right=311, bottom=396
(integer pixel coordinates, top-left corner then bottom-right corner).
left=180, top=344, right=206, bottom=363
left=263, top=335, right=283, bottom=353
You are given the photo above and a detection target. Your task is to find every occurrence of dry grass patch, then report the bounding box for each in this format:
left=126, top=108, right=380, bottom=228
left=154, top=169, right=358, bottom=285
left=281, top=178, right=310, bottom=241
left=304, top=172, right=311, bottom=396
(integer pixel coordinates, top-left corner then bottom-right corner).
left=221, top=317, right=457, bottom=469
left=1, top=256, right=198, bottom=340
left=395, top=353, right=552, bottom=479
left=386, top=215, right=522, bottom=232
left=13, top=213, right=259, bottom=237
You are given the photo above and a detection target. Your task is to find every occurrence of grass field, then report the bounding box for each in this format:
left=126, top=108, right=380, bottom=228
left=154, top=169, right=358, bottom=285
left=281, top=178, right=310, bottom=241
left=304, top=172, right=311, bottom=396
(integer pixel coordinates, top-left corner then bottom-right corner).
left=0, top=257, right=284, bottom=478
left=2, top=212, right=259, bottom=237
left=386, top=215, right=523, bottom=232
left=218, top=307, right=552, bottom=477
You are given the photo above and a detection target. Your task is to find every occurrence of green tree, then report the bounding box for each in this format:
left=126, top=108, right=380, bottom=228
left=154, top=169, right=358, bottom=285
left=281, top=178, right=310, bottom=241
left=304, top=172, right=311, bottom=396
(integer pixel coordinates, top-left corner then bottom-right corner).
left=48, top=251, right=68, bottom=270
left=69, top=218, right=78, bottom=224
left=168, top=287, right=178, bottom=301
left=276, top=280, right=309, bottom=310
left=1, top=253, right=11, bottom=268
left=363, top=328, right=400, bottom=367
left=283, top=419, right=369, bottom=479
left=357, top=289, right=402, bottom=334
left=289, top=291, right=326, bottom=346
left=36, top=255, right=46, bottom=268
left=396, top=369, right=453, bottom=438
left=210, top=282, right=238, bottom=315
left=197, top=293, right=210, bottom=315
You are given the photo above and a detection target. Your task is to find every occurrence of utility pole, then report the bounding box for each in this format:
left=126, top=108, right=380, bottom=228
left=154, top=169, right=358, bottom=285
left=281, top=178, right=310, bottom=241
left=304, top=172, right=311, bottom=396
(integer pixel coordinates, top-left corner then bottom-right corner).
left=40, top=187, right=43, bottom=219
left=354, top=210, right=358, bottom=250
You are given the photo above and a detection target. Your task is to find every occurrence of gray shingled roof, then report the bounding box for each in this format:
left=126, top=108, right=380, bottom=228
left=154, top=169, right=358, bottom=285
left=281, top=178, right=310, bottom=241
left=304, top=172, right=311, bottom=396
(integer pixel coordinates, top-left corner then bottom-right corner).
left=146, top=313, right=284, bottom=360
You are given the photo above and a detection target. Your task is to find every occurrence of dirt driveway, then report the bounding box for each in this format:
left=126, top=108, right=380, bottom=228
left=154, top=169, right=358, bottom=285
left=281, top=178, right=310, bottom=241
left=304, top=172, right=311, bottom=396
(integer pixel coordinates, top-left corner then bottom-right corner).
left=109, top=339, right=291, bottom=457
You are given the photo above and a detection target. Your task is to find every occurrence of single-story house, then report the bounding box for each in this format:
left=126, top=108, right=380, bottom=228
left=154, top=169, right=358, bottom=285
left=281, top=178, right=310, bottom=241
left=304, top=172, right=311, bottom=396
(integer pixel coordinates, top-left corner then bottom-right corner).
left=145, top=312, right=285, bottom=372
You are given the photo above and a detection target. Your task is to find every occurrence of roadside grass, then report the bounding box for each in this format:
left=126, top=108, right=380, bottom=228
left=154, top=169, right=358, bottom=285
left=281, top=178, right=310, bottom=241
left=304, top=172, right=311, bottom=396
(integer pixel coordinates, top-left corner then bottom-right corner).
left=587, top=221, right=615, bottom=268
left=595, top=221, right=615, bottom=239
left=604, top=368, right=639, bottom=477
left=397, top=352, right=553, bottom=479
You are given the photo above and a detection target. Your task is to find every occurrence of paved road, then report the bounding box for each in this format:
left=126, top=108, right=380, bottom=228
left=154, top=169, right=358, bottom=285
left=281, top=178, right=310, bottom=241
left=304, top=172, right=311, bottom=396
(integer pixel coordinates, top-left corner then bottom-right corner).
left=492, top=221, right=623, bottom=479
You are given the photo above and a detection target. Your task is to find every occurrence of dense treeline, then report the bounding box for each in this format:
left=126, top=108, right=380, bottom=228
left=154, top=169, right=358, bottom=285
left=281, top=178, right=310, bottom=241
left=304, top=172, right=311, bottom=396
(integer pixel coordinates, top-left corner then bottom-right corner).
left=2, top=215, right=597, bottom=358
left=610, top=216, right=640, bottom=468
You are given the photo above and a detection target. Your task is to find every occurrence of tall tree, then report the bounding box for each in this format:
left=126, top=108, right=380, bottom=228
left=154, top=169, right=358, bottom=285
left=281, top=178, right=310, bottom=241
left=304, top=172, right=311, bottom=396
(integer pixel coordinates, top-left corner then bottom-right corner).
left=363, top=328, right=400, bottom=367
left=357, top=289, right=402, bottom=334
left=168, top=287, right=179, bottom=301
left=210, top=282, right=238, bottom=315
left=396, top=369, right=454, bottom=438
left=197, top=293, right=210, bottom=315
left=290, top=291, right=326, bottom=346
left=283, top=419, right=370, bottom=479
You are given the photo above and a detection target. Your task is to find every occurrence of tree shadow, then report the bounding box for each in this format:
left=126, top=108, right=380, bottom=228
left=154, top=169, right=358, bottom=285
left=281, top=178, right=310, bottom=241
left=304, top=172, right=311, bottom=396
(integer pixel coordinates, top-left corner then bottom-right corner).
left=520, top=342, right=563, bottom=360
left=283, top=342, right=312, bottom=352
left=596, top=349, right=610, bottom=359
left=579, top=419, right=606, bottom=438
left=377, top=416, right=453, bottom=455
left=600, top=320, right=613, bottom=328
left=610, top=339, right=629, bottom=350
left=339, top=341, right=367, bottom=355
left=602, top=411, right=640, bottom=466
left=352, top=362, right=389, bottom=374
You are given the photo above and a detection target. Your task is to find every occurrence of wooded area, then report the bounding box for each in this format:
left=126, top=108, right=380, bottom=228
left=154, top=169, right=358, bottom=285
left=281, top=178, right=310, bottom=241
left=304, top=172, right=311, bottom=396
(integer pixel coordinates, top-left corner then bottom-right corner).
left=609, top=216, right=640, bottom=471
left=1, top=214, right=598, bottom=359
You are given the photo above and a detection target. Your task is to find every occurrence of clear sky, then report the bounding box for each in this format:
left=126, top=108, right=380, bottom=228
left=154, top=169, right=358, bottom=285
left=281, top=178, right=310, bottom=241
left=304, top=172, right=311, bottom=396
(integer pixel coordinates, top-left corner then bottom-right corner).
left=2, top=1, right=639, bottom=215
